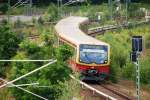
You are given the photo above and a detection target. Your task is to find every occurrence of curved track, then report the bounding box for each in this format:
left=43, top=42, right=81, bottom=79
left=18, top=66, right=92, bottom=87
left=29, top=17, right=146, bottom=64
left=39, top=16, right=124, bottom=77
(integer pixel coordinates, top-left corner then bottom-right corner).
left=88, top=83, right=134, bottom=100
left=92, top=84, right=134, bottom=100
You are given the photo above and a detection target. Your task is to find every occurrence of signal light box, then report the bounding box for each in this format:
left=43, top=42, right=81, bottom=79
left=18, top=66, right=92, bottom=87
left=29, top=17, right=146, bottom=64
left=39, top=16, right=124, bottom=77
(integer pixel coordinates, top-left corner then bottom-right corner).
left=132, top=36, right=143, bottom=52
left=130, top=52, right=137, bottom=62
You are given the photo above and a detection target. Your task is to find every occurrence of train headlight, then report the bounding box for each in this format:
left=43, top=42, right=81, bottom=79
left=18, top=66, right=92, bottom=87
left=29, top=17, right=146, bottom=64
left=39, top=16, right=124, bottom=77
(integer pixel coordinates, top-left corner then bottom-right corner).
left=104, top=60, right=107, bottom=64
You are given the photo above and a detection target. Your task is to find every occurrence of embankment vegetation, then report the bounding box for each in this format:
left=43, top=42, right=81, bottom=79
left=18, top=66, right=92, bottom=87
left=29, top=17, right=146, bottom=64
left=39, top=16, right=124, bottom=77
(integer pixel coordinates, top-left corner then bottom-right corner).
left=97, top=23, right=150, bottom=86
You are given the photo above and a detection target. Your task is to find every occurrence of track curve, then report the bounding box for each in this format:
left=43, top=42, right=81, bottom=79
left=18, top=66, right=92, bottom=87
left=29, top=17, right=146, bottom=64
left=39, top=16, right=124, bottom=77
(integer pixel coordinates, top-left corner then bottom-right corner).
left=85, top=82, right=135, bottom=100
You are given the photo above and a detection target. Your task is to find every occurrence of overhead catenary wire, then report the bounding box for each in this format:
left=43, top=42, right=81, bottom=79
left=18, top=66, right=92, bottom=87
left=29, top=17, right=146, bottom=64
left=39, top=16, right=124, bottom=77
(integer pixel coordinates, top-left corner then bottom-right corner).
left=7, top=82, right=39, bottom=87
left=63, top=0, right=84, bottom=6
left=13, top=1, right=29, bottom=8
left=0, top=59, right=57, bottom=89
left=12, top=0, right=24, bottom=8
left=0, top=59, right=54, bottom=62
left=12, top=0, right=30, bottom=8
left=0, top=78, right=48, bottom=100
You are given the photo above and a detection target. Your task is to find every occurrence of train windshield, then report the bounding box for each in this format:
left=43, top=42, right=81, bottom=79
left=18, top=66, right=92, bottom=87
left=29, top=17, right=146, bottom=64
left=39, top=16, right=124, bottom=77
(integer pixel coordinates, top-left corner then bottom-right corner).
left=79, top=44, right=108, bottom=64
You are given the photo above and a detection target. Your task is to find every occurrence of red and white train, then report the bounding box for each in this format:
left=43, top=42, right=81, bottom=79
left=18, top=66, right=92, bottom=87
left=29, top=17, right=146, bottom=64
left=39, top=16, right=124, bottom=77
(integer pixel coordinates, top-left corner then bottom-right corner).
left=55, top=16, right=110, bottom=81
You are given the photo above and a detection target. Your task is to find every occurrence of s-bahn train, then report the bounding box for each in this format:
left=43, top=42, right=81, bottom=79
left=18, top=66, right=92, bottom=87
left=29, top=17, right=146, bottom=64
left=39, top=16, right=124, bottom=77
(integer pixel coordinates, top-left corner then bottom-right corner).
left=55, top=16, right=110, bottom=81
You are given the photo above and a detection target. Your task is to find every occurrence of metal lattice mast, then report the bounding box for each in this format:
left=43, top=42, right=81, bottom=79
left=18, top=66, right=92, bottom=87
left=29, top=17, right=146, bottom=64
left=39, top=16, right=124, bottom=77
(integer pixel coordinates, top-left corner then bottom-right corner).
left=125, top=0, right=128, bottom=22
left=131, top=36, right=143, bottom=100
left=108, top=0, right=113, bottom=20
left=136, top=56, right=140, bottom=100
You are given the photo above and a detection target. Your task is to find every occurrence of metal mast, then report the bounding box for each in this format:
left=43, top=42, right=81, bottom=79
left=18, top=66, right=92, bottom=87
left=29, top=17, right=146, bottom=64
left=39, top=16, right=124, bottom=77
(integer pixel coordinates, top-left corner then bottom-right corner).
left=125, top=0, right=128, bottom=22
left=136, top=56, right=140, bottom=100
left=108, top=0, right=113, bottom=20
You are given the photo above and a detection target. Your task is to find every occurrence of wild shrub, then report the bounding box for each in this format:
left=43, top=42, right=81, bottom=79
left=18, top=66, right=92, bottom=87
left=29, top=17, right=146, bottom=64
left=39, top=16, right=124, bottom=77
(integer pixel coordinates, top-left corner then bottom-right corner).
left=97, top=24, right=150, bottom=85
left=58, top=74, right=81, bottom=100
left=0, top=24, right=21, bottom=77
left=0, top=3, right=8, bottom=14
left=141, top=57, right=150, bottom=84
left=9, top=42, right=72, bottom=100
left=44, top=4, right=58, bottom=22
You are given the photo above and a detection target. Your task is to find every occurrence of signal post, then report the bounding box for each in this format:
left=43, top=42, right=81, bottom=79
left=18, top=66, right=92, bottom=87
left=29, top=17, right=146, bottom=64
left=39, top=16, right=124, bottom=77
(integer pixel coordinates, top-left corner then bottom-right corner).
left=131, top=36, right=143, bottom=100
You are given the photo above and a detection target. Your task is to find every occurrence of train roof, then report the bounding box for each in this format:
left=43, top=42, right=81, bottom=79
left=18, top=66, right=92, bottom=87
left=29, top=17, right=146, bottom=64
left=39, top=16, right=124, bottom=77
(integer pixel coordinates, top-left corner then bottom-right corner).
left=55, top=16, right=109, bottom=46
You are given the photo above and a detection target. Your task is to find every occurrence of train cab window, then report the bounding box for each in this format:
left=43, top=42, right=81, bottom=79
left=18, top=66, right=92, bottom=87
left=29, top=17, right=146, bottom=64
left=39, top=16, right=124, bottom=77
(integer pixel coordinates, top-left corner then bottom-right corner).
left=79, top=44, right=108, bottom=64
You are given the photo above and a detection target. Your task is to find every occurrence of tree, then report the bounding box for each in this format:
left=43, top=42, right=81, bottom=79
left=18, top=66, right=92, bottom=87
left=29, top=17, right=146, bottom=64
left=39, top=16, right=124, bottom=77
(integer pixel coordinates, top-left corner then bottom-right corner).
left=9, top=39, right=72, bottom=99
left=0, top=24, right=21, bottom=77
left=44, top=4, right=58, bottom=21
left=0, top=3, right=8, bottom=14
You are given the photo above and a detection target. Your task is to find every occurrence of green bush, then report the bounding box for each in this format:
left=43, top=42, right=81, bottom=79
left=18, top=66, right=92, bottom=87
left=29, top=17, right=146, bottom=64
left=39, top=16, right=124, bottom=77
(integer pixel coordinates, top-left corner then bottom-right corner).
left=9, top=34, right=73, bottom=99
left=122, top=63, right=135, bottom=79
left=55, top=44, right=73, bottom=62
left=97, top=24, right=150, bottom=85
left=58, top=74, right=81, bottom=100
left=141, top=57, right=150, bottom=84
left=109, top=61, right=121, bottom=83
left=0, top=4, right=8, bottom=14
left=44, top=4, right=58, bottom=21
left=0, top=24, right=21, bottom=77
left=9, top=43, right=71, bottom=100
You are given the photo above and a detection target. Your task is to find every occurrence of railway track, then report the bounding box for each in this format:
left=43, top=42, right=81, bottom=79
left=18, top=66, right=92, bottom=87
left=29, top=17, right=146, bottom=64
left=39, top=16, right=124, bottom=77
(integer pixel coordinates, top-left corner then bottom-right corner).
left=28, top=35, right=40, bottom=39
left=88, top=21, right=149, bottom=36
left=0, top=80, right=4, bottom=86
left=70, top=75, right=134, bottom=100
left=85, top=82, right=135, bottom=100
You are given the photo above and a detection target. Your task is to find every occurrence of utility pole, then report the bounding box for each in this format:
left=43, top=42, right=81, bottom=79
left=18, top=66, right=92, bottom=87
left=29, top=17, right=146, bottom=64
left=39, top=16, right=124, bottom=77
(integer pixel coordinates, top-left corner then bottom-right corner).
left=60, top=0, right=62, bottom=18
left=30, top=0, right=32, bottom=8
left=108, top=0, right=113, bottom=20
left=29, top=0, right=32, bottom=16
left=57, top=0, right=62, bottom=18
left=125, top=0, right=128, bottom=22
left=7, top=0, right=10, bottom=22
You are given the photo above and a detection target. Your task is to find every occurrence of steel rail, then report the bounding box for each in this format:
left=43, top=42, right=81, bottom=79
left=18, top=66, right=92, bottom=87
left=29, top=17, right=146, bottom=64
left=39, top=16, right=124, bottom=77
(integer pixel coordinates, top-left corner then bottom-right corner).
left=70, top=75, right=117, bottom=100
left=88, top=21, right=149, bottom=35
left=101, top=84, right=133, bottom=100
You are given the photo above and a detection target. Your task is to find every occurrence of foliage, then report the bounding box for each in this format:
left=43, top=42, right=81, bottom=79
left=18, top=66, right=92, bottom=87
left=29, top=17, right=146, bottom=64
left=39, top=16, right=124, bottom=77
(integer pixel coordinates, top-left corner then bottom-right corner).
left=141, top=57, right=150, bottom=84
left=37, top=17, right=44, bottom=25
left=55, top=44, right=73, bottom=62
left=44, top=4, right=58, bottom=22
left=0, top=3, right=8, bottom=14
left=97, top=24, right=150, bottom=84
left=14, top=18, right=24, bottom=28
left=122, top=62, right=135, bottom=79
left=0, top=24, right=21, bottom=77
left=9, top=36, right=73, bottom=99
left=9, top=7, right=25, bottom=15
left=0, top=88, right=13, bottom=100
left=97, top=33, right=128, bottom=83
left=58, top=74, right=81, bottom=100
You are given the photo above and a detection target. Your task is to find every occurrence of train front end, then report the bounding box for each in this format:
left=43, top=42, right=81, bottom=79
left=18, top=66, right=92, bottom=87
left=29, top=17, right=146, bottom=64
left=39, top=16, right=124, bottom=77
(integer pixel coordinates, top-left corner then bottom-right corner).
left=76, top=44, right=110, bottom=81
